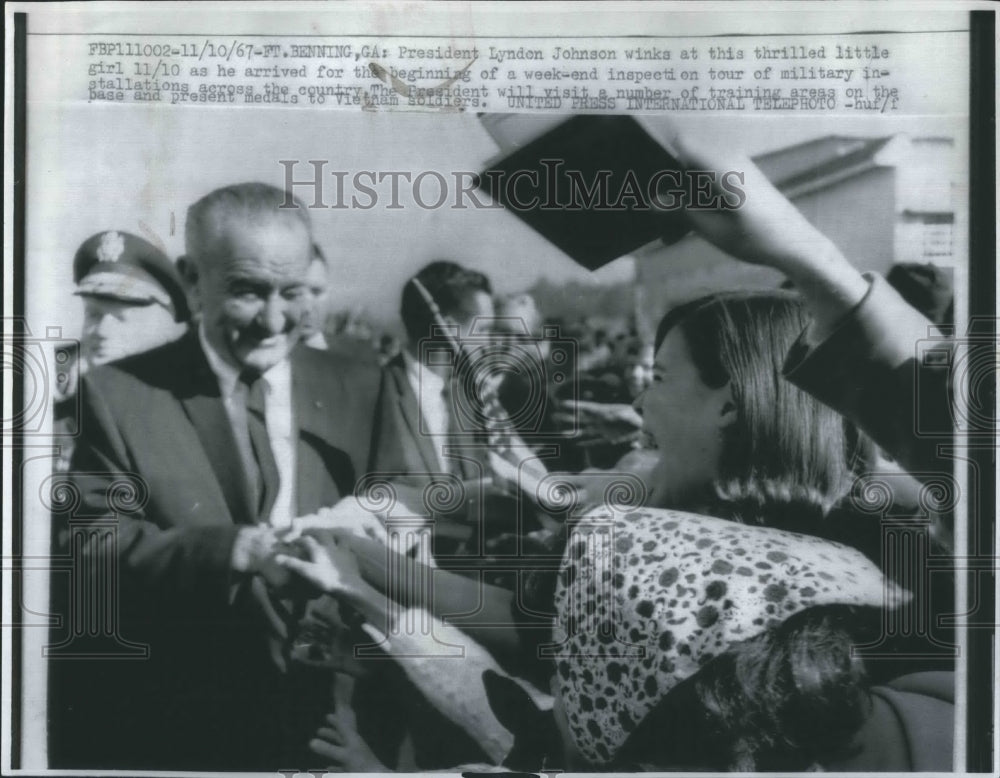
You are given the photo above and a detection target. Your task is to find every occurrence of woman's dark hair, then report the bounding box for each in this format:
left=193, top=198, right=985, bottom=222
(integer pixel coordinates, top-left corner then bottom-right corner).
left=654, top=290, right=872, bottom=525
left=613, top=605, right=877, bottom=772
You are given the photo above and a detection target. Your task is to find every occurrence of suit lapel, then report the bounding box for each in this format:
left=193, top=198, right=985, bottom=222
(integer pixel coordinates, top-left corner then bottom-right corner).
left=388, top=356, right=442, bottom=473
left=291, top=347, right=343, bottom=513
left=176, top=335, right=257, bottom=525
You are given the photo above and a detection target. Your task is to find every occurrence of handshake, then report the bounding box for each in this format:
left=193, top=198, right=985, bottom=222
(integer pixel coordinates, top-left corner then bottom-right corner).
left=229, top=496, right=392, bottom=598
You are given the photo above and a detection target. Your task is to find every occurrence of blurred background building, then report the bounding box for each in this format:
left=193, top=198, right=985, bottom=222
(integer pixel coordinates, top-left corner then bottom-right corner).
left=324, top=130, right=958, bottom=366
left=632, top=133, right=958, bottom=341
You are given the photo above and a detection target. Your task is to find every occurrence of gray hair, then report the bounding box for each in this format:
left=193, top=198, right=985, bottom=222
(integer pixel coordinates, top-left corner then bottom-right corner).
left=185, top=182, right=311, bottom=261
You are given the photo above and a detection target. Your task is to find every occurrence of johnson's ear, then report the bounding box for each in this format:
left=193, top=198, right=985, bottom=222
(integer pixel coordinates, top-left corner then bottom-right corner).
left=482, top=669, right=543, bottom=736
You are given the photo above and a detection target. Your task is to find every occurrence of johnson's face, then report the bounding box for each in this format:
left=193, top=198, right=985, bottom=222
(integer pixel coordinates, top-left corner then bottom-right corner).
left=194, top=214, right=312, bottom=373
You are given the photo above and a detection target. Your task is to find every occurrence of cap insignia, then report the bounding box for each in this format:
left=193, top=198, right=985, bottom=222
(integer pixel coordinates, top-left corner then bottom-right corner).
left=96, top=231, right=126, bottom=263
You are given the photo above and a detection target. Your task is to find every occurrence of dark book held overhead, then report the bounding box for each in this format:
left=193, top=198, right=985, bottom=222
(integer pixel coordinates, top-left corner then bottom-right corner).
left=476, top=115, right=691, bottom=270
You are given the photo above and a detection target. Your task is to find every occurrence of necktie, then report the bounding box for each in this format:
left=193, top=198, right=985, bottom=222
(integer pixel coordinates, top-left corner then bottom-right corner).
left=241, top=371, right=280, bottom=523
left=470, top=371, right=550, bottom=501
left=441, top=380, right=474, bottom=479
left=475, top=375, right=513, bottom=449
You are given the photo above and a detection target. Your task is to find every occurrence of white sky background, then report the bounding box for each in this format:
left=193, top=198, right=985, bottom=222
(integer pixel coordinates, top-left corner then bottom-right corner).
left=26, top=107, right=966, bottom=339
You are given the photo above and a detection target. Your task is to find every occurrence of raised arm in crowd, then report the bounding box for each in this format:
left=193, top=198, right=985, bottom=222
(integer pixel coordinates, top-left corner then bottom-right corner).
left=667, top=132, right=953, bottom=479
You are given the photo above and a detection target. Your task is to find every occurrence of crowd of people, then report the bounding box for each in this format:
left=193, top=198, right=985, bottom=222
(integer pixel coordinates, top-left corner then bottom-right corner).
left=47, top=132, right=956, bottom=772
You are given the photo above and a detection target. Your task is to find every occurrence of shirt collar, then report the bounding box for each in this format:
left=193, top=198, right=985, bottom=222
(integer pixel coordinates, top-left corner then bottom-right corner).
left=265, top=353, right=293, bottom=401
left=198, top=322, right=291, bottom=398
left=304, top=331, right=329, bottom=350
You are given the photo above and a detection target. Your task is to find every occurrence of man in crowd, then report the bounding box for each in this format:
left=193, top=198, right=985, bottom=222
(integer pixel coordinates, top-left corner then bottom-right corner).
left=301, top=243, right=331, bottom=350
left=52, top=230, right=190, bottom=470
left=384, top=261, right=553, bottom=567
left=75, top=230, right=191, bottom=367
left=51, top=183, right=396, bottom=770
left=374, top=260, right=520, bottom=767
left=387, top=260, right=496, bottom=483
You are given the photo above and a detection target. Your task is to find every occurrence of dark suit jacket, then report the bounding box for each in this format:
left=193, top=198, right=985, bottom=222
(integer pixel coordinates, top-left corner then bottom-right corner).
left=49, top=331, right=394, bottom=770
left=380, top=354, right=552, bottom=570
left=783, top=274, right=952, bottom=480
left=784, top=275, right=958, bottom=676
left=382, top=353, right=448, bottom=475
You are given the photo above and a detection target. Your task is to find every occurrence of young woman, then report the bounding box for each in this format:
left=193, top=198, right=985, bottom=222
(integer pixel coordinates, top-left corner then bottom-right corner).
left=277, top=132, right=955, bottom=771
left=277, top=287, right=938, bottom=772
left=636, top=289, right=869, bottom=525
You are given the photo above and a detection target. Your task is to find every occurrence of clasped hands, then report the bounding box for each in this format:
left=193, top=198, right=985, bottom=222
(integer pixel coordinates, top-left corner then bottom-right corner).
left=229, top=500, right=390, bottom=603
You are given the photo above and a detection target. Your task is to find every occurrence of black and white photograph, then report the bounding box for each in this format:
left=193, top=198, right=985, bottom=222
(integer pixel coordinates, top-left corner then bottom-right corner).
left=2, top=2, right=995, bottom=774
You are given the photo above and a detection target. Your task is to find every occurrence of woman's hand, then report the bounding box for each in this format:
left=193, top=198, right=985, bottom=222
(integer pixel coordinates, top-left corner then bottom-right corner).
left=274, top=532, right=365, bottom=597
left=310, top=675, right=390, bottom=772
left=554, top=400, right=643, bottom=445
left=540, top=450, right=658, bottom=512
left=288, top=497, right=385, bottom=541
left=310, top=712, right=389, bottom=772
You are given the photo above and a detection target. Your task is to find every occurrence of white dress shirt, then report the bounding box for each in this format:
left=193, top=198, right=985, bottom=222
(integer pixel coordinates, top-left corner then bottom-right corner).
left=199, top=325, right=297, bottom=528
left=403, top=351, right=452, bottom=472
left=303, top=331, right=329, bottom=351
